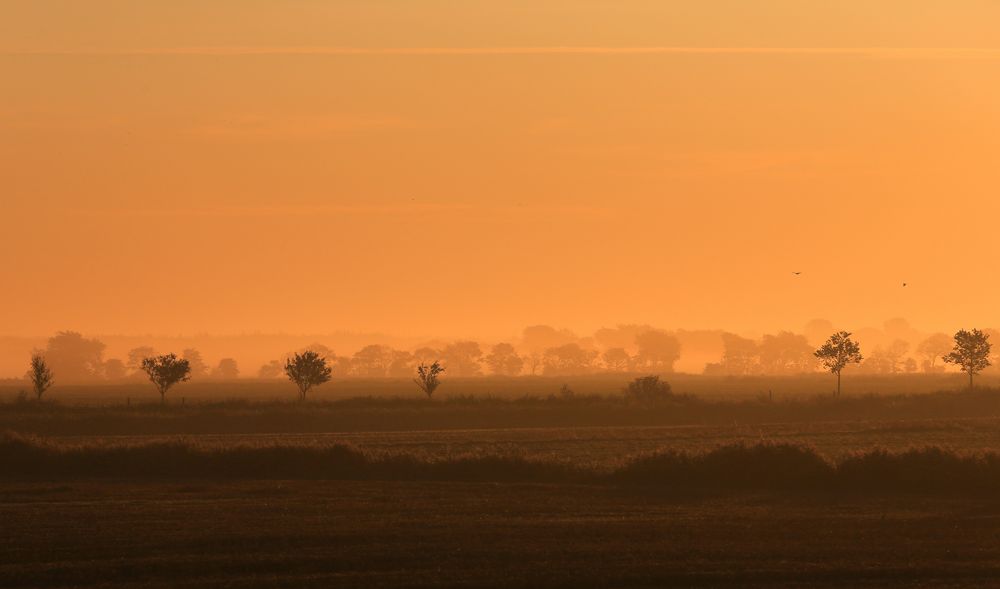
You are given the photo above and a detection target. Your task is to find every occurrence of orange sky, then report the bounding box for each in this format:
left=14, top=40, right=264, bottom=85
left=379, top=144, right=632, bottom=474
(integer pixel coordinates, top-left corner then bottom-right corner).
left=2, top=1, right=1000, bottom=339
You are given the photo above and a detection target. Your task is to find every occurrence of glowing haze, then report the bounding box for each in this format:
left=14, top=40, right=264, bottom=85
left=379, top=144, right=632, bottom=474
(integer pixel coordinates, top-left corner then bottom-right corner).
left=3, top=1, right=1000, bottom=339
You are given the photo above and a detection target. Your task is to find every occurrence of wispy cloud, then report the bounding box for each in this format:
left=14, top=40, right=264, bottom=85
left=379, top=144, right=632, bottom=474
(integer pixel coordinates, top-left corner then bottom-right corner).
left=65, top=202, right=609, bottom=219
left=11, top=46, right=1000, bottom=59
left=187, top=114, right=415, bottom=139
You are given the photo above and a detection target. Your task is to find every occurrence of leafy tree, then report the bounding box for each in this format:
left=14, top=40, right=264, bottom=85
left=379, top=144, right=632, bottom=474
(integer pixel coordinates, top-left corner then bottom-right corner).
left=943, top=329, right=992, bottom=390
left=601, top=347, right=631, bottom=372
left=387, top=350, right=415, bottom=378
left=917, top=333, right=953, bottom=373
left=414, top=362, right=445, bottom=398
left=212, top=358, right=240, bottom=379
left=759, top=331, right=815, bottom=374
left=624, top=375, right=672, bottom=401
left=103, top=359, right=127, bottom=381
left=720, top=333, right=759, bottom=375
left=441, top=341, right=484, bottom=377
left=182, top=348, right=209, bottom=378
left=258, top=359, right=283, bottom=379
left=29, top=354, right=54, bottom=400
left=634, top=330, right=681, bottom=372
left=485, top=343, right=524, bottom=376
left=141, top=354, right=191, bottom=404
left=593, top=324, right=653, bottom=350
left=285, top=350, right=332, bottom=401
left=542, top=343, right=597, bottom=375
left=43, top=331, right=106, bottom=382
left=521, top=325, right=578, bottom=354
left=127, top=346, right=156, bottom=375
left=412, top=347, right=441, bottom=366
left=353, top=344, right=394, bottom=377
left=814, top=331, right=863, bottom=397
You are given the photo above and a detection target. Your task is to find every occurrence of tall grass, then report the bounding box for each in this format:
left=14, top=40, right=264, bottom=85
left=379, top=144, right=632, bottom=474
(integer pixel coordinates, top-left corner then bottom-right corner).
left=5, top=431, right=1000, bottom=493
left=3, top=389, right=1000, bottom=435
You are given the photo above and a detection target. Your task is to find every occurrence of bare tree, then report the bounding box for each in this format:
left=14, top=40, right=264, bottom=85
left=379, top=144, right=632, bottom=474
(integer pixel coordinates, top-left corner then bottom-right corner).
left=141, top=354, right=191, bottom=404
left=414, top=362, right=444, bottom=398
left=285, top=350, right=332, bottom=401
left=943, top=329, right=992, bottom=390
left=29, top=354, right=54, bottom=400
left=814, top=331, right=863, bottom=397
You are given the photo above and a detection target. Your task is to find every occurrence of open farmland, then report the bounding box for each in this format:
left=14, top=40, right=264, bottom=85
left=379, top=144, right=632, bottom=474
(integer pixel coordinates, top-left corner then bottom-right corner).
left=13, top=417, right=1000, bottom=470
left=5, top=480, right=1000, bottom=588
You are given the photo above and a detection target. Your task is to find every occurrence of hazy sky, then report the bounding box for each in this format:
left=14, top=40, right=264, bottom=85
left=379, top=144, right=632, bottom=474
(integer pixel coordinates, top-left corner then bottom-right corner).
left=3, top=1, right=1000, bottom=338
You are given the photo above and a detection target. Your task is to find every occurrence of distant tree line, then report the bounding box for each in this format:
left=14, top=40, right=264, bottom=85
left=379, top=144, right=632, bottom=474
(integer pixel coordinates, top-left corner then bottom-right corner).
left=22, top=328, right=995, bottom=403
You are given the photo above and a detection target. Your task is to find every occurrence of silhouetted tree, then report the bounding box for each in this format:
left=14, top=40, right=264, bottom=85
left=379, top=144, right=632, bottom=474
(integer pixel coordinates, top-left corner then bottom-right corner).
left=943, top=329, right=992, bottom=390
left=285, top=350, right=332, bottom=401
left=526, top=352, right=543, bottom=375
left=103, top=359, right=127, bottom=381
left=601, top=347, right=631, bottom=372
left=412, top=347, right=441, bottom=366
left=387, top=350, right=415, bottom=378
left=485, top=343, right=524, bottom=376
left=917, top=333, right=953, bottom=373
left=441, top=341, right=483, bottom=377
left=182, top=348, right=209, bottom=378
left=353, top=344, right=394, bottom=377
left=141, top=354, right=191, bottom=404
left=333, top=356, right=355, bottom=376
left=720, top=333, right=758, bottom=375
left=634, top=330, right=681, bottom=372
left=521, top=325, right=578, bottom=354
left=758, top=332, right=815, bottom=374
left=814, top=331, right=863, bottom=397
left=213, top=358, right=239, bottom=379
left=29, top=354, right=54, bottom=400
left=42, top=331, right=106, bottom=382
left=258, top=359, right=283, bottom=379
left=624, top=375, right=672, bottom=401
left=413, top=362, right=445, bottom=398
left=127, top=346, right=156, bottom=375
left=593, top=324, right=653, bottom=351
left=542, top=343, right=597, bottom=375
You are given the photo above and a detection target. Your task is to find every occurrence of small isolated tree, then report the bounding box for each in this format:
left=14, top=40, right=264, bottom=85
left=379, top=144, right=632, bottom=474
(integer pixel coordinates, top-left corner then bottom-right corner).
left=414, top=362, right=444, bottom=398
left=814, top=331, right=863, bottom=397
left=29, top=354, right=54, bottom=400
left=624, top=375, right=672, bottom=402
left=943, top=328, right=992, bottom=390
left=141, top=354, right=191, bottom=404
left=284, top=350, right=332, bottom=401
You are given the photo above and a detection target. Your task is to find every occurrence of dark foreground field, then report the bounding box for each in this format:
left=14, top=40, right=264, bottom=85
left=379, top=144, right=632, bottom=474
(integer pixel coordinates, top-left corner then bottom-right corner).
left=4, top=480, right=1000, bottom=588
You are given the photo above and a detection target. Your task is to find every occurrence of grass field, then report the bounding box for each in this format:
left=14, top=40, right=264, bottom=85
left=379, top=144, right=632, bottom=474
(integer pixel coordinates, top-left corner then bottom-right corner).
left=11, top=418, right=1000, bottom=469
left=4, top=480, right=1000, bottom=588
left=1, top=372, right=990, bottom=405
left=6, top=382, right=1000, bottom=587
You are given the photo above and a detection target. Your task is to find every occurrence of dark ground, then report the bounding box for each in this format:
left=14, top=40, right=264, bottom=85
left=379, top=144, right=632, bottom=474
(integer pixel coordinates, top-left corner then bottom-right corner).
left=3, top=480, right=1000, bottom=588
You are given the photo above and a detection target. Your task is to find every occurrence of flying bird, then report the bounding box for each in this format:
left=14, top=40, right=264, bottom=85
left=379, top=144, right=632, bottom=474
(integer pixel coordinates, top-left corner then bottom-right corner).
left=792, top=272, right=802, bottom=276
left=903, top=282, right=907, bottom=287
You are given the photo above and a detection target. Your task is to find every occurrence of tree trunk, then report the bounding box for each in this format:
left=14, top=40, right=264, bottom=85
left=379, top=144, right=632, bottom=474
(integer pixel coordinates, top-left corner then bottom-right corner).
left=837, top=370, right=842, bottom=398
left=160, top=390, right=165, bottom=404
left=970, top=370, right=974, bottom=391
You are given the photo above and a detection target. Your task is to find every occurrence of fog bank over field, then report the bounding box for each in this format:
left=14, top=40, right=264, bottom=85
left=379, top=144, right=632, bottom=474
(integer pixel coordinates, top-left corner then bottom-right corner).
left=0, top=317, right=981, bottom=381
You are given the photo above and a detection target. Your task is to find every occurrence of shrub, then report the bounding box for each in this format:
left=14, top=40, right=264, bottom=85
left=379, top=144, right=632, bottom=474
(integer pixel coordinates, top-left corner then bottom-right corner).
left=624, top=375, right=672, bottom=401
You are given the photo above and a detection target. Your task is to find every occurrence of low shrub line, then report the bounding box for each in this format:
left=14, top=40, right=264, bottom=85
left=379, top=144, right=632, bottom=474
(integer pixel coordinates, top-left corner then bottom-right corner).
left=3, top=432, right=1000, bottom=492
